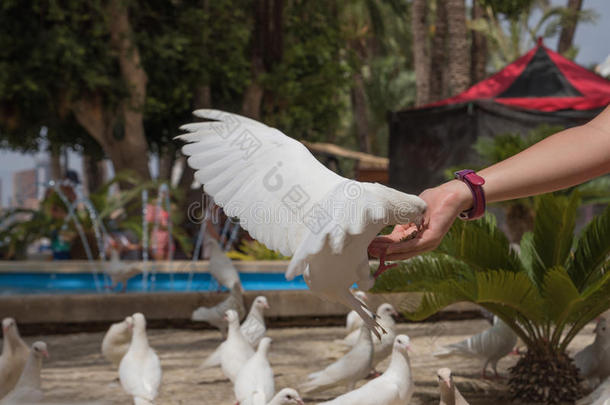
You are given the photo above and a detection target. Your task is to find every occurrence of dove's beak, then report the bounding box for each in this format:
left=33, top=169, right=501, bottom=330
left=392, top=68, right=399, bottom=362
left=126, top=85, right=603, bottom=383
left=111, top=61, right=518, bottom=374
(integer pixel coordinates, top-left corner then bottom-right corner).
left=296, top=399, right=305, bottom=405
left=264, top=303, right=270, bottom=309
left=42, top=350, right=50, bottom=359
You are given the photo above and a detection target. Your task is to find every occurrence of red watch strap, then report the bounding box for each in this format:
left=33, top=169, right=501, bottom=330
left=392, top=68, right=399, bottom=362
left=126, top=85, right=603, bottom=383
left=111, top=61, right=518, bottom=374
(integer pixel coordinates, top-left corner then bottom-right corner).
left=454, top=170, right=486, bottom=220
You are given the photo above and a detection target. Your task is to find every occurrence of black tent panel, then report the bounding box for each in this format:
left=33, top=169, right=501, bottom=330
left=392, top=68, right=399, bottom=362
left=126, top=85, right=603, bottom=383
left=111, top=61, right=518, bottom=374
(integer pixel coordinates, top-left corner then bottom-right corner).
left=389, top=101, right=598, bottom=193
left=498, top=47, right=583, bottom=98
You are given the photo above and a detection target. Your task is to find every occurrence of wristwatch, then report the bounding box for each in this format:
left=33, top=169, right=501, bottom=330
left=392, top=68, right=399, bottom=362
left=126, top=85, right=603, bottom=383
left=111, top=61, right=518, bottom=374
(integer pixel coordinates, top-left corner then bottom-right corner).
left=454, top=169, right=486, bottom=220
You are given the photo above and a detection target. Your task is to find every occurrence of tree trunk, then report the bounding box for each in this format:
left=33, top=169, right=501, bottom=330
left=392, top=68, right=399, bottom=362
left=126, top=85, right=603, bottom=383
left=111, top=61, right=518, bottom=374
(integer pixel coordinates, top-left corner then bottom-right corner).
left=82, top=154, right=106, bottom=194
left=350, top=72, right=371, bottom=153
left=241, top=57, right=265, bottom=120
left=446, top=0, right=470, bottom=95
left=557, top=0, right=583, bottom=54
left=429, top=0, right=448, bottom=102
left=412, top=0, right=431, bottom=106
left=193, top=85, right=211, bottom=111
left=242, top=0, right=284, bottom=120
left=49, top=145, right=63, bottom=181
left=157, top=147, right=175, bottom=181
left=106, top=0, right=150, bottom=180
left=470, top=0, right=488, bottom=83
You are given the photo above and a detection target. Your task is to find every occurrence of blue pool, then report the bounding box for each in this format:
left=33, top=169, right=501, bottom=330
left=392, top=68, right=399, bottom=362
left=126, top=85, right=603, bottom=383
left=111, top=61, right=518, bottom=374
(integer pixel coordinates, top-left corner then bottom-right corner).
left=0, top=272, right=308, bottom=294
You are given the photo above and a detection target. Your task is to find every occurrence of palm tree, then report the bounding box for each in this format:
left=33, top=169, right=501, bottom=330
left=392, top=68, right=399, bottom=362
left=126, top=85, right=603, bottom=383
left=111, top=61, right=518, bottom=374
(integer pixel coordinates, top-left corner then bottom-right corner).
left=373, top=193, right=610, bottom=403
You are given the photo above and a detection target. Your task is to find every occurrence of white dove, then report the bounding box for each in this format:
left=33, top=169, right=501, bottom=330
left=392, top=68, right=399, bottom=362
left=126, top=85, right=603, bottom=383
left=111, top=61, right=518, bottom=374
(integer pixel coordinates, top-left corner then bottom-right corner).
left=318, top=335, right=414, bottom=405
left=437, top=368, right=469, bottom=405
left=104, top=249, right=142, bottom=291
left=101, top=316, right=134, bottom=367
left=177, top=110, right=427, bottom=338
left=266, top=388, right=304, bottom=405
left=0, top=318, right=30, bottom=399
left=345, top=291, right=368, bottom=335
left=205, top=236, right=241, bottom=290
left=301, top=325, right=373, bottom=394
left=0, top=341, right=48, bottom=405
left=119, top=313, right=162, bottom=405
left=201, top=296, right=268, bottom=369
left=575, top=318, right=610, bottom=385
left=576, top=375, right=610, bottom=405
left=343, top=303, right=397, bottom=346
left=234, top=337, right=274, bottom=405
left=221, top=309, right=255, bottom=382
left=191, top=281, right=246, bottom=336
left=433, top=316, right=517, bottom=378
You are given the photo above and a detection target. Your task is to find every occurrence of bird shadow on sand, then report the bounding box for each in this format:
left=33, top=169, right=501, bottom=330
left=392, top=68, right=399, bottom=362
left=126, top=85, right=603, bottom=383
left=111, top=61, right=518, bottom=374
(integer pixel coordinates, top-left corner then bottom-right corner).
left=197, top=378, right=230, bottom=385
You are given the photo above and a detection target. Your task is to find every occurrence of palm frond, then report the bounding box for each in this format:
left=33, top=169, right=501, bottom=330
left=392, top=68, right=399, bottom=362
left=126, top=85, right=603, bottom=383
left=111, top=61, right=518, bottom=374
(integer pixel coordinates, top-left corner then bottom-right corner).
left=568, top=203, right=610, bottom=290
left=575, top=175, right=610, bottom=205
left=438, top=214, right=522, bottom=272
left=372, top=253, right=472, bottom=293
left=531, top=193, right=579, bottom=274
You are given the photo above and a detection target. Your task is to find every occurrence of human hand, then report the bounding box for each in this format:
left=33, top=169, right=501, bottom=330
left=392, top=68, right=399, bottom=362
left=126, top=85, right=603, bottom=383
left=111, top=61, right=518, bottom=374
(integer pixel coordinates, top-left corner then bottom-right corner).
left=368, top=180, right=473, bottom=261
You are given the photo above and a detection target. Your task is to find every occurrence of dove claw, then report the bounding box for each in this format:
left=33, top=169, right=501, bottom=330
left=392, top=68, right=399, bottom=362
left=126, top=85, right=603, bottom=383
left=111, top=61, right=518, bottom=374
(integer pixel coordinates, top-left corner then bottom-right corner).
left=373, top=253, right=397, bottom=279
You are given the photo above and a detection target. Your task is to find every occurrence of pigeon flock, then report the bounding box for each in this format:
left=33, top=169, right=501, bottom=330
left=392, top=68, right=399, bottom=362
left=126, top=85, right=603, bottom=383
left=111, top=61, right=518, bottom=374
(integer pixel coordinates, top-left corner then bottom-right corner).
left=2, top=258, right=610, bottom=404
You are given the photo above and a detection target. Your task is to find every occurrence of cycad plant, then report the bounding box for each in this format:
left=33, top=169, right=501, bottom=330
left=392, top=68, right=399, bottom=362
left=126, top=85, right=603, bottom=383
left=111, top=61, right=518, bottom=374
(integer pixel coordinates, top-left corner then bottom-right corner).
left=373, top=192, right=610, bottom=404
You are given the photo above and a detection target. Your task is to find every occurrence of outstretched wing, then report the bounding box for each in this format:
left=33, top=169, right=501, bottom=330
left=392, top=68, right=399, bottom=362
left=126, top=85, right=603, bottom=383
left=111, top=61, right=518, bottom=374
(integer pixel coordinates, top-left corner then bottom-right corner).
left=177, top=110, right=344, bottom=257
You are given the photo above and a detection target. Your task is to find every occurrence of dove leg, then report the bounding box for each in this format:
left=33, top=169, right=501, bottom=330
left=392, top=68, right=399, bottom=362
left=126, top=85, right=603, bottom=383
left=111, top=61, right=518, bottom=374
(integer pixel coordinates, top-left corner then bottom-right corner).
left=373, top=252, right=398, bottom=279
left=481, top=360, right=490, bottom=379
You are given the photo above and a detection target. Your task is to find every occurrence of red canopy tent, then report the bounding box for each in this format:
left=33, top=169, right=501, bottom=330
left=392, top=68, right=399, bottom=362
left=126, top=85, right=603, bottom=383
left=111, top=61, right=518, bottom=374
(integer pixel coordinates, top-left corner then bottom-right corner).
left=389, top=39, right=610, bottom=193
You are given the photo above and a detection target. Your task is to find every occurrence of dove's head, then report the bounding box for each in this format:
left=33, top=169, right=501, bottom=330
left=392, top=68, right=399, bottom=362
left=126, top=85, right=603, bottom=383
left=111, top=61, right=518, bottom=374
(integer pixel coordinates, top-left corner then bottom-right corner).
left=257, top=337, right=272, bottom=355
left=437, top=367, right=453, bottom=388
left=32, top=341, right=49, bottom=359
left=124, top=316, right=135, bottom=331
left=394, top=334, right=411, bottom=355
left=253, top=296, right=270, bottom=311
left=377, top=303, right=398, bottom=320
left=274, top=388, right=304, bottom=405
left=132, top=313, right=146, bottom=332
left=2, top=317, right=15, bottom=333
left=595, top=317, right=608, bottom=338
left=224, top=309, right=239, bottom=324
left=352, top=290, right=368, bottom=303
left=363, top=183, right=427, bottom=226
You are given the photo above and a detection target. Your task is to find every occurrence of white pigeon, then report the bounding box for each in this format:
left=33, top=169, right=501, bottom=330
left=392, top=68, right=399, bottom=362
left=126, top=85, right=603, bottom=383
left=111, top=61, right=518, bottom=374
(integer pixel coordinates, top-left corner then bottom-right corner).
left=437, top=368, right=469, bottom=405
left=177, top=110, right=427, bottom=338
left=318, top=334, right=414, bottom=405
left=191, top=281, right=246, bottom=336
left=575, top=318, right=610, bottom=385
left=266, top=388, right=304, bottom=405
left=433, top=316, right=517, bottom=378
left=119, top=313, right=162, bottom=405
left=201, top=295, right=269, bottom=369
left=220, top=309, right=255, bottom=382
left=206, top=236, right=242, bottom=290
left=234, top=337, right=274, bottom=405
left=345, top=291, right=368, bottom=336
left=0, top=341, right=48, bottom=405
left=301, top=325, right=373, bottom=394
left=101, top=316, right=134, bottom=367
left=0, top=318, right=30, bottom=399
left=104, top=249, right=142, bottom=291
left=577, top=375, right=610, bottom=405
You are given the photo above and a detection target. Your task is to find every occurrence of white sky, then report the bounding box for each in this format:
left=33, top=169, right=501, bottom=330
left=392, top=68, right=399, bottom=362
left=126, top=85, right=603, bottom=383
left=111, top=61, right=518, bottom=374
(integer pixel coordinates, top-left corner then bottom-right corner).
left=1, top=0, right=609, bottom=207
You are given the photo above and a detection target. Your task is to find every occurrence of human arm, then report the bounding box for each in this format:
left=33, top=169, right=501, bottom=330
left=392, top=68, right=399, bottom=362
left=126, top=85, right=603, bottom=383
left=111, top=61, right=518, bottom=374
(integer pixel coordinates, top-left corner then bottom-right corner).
left=369, top=105, right=610, bottom=261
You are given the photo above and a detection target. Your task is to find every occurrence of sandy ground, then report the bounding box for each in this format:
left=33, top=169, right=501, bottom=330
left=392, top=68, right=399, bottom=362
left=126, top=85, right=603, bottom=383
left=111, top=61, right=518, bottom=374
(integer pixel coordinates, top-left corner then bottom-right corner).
left=20, top=319, right=596, bottom=404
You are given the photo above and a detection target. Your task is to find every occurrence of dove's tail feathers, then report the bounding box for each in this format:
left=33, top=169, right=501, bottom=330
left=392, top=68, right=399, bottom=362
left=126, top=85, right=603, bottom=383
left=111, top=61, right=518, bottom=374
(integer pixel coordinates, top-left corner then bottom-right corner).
left=134, top=397, right=155, bottom=405
left=432, top=347, right=456, bottom=358
left=345, top=292, right=384, bottom=340
left=191, top=307, right=213, bottom=322
left=199, top=347, right=221, bottom=369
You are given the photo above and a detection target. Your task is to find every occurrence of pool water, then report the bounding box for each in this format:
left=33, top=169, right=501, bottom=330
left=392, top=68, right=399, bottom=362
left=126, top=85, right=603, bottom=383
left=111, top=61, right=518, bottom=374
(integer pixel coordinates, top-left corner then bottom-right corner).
left=0, top=272, right=308, bottom=294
